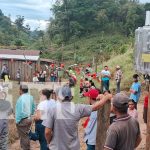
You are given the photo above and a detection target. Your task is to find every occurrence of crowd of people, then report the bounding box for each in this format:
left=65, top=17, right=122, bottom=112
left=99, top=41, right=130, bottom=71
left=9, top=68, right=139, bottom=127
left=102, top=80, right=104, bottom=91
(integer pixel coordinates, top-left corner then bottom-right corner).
left=0, top=63, right=149, bottom=150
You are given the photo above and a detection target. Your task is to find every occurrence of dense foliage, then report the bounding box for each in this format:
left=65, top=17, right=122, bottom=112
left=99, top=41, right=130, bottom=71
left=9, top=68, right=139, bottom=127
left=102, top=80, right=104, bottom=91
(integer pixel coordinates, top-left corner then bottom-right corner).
left=0, top=10, right=46, bottom=49
left=48, top=0, right=149, bottom=44
left=0, top=1, right=150, bottom=64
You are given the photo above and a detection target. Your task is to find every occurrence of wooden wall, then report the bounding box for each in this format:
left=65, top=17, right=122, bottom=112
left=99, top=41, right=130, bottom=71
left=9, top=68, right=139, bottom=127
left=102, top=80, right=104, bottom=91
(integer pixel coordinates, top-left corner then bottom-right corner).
left=0, top=59, right=38, bottom=81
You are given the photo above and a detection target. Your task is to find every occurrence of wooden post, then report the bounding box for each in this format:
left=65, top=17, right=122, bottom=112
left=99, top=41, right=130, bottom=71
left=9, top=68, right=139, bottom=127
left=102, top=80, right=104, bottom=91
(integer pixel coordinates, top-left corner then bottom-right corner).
left=146, top=84, right=150, bottom=150
left=96, top=101, right=110, bottom=150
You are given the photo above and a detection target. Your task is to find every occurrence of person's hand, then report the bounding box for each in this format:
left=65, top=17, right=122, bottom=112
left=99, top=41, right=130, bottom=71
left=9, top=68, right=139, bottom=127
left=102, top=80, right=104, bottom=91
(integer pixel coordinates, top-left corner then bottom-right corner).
left=96, top=94, right=104, bottom=100
left=130, top=89, right=135, bottom=94
left=105, top=94, right=112, bottom=101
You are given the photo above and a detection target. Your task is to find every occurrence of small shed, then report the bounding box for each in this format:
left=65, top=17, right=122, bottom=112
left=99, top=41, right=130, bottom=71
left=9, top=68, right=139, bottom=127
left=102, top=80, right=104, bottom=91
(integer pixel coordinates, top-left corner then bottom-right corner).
left=0, top=49, right=41, bottom=81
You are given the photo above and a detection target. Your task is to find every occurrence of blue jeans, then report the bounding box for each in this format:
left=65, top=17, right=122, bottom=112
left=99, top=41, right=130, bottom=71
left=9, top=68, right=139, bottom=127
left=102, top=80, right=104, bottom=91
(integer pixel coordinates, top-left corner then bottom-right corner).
left=101, top=80, right=109, bottom=92
left=87, top=144, right=95, bottom=150
left=35, top=120, right=49, bottom=150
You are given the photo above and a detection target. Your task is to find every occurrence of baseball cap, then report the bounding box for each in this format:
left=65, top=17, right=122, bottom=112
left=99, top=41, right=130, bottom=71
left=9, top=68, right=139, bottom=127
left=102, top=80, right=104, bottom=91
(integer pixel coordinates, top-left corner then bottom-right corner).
left=61, top=85, right=72, bottom=100
left=87, top=89, right=99, bottom=99
left=112, top=93, right=129, bottom=108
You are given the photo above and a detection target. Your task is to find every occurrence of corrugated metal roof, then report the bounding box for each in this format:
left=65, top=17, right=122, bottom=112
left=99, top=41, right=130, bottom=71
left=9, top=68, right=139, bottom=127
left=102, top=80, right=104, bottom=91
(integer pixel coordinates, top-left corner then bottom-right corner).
left=0, top=49, right=40, bottom=61
left=0, top=54, right=39, bottom=61
left=0, top=49, right=40, bottom=56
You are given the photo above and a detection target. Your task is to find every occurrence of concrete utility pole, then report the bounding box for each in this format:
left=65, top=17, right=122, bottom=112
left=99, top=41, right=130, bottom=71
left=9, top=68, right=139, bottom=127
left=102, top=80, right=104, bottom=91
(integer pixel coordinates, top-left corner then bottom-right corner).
left=96, top=101, right=110, bottom=150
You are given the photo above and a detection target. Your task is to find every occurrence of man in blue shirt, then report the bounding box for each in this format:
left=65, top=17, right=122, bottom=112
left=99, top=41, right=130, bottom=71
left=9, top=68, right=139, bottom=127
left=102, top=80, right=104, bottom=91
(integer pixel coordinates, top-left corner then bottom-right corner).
left=15, top=85, right=35, bottom=150
left=100, top=66, right=111, bottom=92
left=130, top=74, right=141, bottom=109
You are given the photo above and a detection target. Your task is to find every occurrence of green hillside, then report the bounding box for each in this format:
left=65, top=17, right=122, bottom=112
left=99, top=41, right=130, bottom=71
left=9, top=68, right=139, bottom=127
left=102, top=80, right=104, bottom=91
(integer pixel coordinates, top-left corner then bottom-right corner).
left=98, top=47, right=135, bottom=91
left=41, top=32, right=133, bottom=64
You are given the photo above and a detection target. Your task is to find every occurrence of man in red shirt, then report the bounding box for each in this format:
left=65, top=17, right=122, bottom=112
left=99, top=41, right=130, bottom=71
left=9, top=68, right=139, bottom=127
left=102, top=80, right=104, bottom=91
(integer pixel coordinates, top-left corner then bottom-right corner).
left=143, top=91, right=149, bottom=123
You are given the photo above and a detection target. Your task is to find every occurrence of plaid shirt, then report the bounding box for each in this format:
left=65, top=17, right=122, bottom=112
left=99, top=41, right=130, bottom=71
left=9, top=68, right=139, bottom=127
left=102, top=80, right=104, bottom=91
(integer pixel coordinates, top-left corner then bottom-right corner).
left=115, top=70, right=123, bottom=81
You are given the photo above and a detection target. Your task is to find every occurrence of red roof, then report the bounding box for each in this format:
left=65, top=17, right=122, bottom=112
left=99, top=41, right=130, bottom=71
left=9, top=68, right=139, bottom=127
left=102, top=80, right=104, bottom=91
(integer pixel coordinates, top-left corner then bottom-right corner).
left=0, top=49, right=40, bottom=56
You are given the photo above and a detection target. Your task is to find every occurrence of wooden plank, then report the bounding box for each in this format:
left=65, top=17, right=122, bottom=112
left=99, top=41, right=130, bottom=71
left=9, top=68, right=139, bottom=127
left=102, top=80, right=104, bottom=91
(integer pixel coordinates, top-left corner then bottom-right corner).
left=96, top=101, right=111, bottom=150
left=146, top=84, right=150, bottom=150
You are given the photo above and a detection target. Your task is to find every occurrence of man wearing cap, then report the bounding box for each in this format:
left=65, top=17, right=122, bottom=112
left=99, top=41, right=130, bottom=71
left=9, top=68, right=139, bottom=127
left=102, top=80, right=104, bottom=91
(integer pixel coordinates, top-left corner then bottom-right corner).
left=115, top=65, right=123, bottom=93
left=15, top=85, right=35, bottom=150
left=43, top=85, right=111, bottom=150
left=129, top=74, right=141, bottom=109
left=104, top=93, right=141, bottom=150
left=84, top=88, right=99, bottom=150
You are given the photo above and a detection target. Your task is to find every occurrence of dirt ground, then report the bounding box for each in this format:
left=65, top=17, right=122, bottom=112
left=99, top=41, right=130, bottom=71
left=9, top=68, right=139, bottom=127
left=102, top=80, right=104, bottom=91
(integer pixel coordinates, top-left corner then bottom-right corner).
left=9, top=102, right=146, bottom=150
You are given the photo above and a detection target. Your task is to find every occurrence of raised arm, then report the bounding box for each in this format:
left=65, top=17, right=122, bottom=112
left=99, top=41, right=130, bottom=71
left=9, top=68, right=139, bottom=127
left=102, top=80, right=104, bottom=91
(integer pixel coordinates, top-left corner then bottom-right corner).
left=92, top=94, right=112, bottom=111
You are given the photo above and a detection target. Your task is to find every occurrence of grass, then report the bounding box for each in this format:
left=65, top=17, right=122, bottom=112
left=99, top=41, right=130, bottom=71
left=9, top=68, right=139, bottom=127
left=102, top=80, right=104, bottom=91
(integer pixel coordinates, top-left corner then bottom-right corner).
left=97, top=47, right=136, bottom=92
left=42, top=32, right=132, bottom=65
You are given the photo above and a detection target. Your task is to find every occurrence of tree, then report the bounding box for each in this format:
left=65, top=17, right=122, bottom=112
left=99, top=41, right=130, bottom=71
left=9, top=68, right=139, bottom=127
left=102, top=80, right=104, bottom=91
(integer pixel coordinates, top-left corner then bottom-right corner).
left=15, top=15, right=25, bottom=31
left=144, top=3, right=150, bottom=11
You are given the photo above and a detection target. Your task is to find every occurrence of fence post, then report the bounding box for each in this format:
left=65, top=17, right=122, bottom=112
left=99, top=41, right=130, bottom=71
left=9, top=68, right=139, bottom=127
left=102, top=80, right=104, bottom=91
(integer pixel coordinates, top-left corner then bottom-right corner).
left=96, top=101, right=110, bottom=150
left=146, top=84, right=150, bottom=150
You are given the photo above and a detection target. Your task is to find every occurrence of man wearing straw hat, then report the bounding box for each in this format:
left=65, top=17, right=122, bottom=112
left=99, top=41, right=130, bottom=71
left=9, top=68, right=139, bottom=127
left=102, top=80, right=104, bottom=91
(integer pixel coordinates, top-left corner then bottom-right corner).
left=115, top=65, right=123, bottom=93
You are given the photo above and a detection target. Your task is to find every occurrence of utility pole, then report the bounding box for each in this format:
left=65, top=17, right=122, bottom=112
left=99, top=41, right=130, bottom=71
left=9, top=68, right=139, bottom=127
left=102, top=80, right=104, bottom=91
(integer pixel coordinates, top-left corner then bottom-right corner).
left=96, top=101, right=110, bottom=150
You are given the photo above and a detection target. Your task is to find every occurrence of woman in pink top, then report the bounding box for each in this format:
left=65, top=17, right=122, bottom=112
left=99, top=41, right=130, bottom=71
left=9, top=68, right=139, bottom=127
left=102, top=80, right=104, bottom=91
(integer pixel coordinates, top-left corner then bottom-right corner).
left=128, top=100, right=138, bottom=120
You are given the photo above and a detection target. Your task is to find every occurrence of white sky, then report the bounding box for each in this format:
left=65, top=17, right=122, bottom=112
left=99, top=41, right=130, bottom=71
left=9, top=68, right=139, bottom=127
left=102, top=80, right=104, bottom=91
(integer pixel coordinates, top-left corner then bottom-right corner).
left=0, top=0, right=55, bottom=30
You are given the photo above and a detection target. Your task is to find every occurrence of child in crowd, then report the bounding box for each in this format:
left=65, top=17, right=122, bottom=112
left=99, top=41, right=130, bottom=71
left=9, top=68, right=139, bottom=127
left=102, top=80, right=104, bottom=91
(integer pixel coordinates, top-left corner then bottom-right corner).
left=143, top=91, right=149, bottom=124
left=128, top=100, right=138, bottom=120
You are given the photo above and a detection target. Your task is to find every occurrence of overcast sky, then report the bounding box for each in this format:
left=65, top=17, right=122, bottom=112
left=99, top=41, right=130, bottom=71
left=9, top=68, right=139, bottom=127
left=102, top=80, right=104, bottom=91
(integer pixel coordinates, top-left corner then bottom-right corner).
left=0, top=0, right=149, bottom=31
